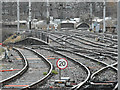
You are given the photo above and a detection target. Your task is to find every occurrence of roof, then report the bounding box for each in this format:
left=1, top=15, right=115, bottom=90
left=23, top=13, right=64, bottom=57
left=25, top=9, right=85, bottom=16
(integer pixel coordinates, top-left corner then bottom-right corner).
left=92, top=19, right=103, bottom=22
left=15, top=20, right=27, bottom=23
left=93, top=17, right=112, bottom=23
left=100, top=20, right=117, bottom=27
left=76, top=22, right=90, bottom=28
left=61, top=20, right=76, bottom=23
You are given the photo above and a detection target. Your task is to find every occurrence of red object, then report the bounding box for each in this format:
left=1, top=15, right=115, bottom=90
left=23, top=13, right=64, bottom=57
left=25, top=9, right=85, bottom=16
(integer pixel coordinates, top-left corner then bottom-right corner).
left=0, top=43, right=2, bottom=46
left=56, top=58, right=68, bottom=70
left=50, top=86, right=53, bottom=88
left=47, top=58, right=55, bottom=60
left=5, top=85, right=29, bottom=87
left=0, top=69, right=20, bottom=72
left=71, top=83, right=77, bottom=85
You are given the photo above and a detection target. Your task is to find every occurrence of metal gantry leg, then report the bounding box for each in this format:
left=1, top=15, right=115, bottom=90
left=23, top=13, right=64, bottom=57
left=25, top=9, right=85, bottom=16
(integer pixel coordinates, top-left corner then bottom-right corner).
left=0, top=1, right=2, bottom=43
left=90, top=3, right=92, bottom=30
left=103, top=0, right=106, bottom=33
left=47, top=0, right=49, bottom=43
left=102, top=0, right=106, bottom=42
left=29, top=0, right=31, bottom=30
left=17, top=0, right=20, bottom=32
left=118, top=1, right=120, bottom=90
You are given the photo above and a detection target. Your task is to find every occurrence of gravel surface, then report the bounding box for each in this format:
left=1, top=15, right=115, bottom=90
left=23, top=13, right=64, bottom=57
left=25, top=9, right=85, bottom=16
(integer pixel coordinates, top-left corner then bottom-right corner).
left=58, top=50, right=105, bottom=74
left=49, top=31, right=117, bottom=65
left=93, top=68, right=117, bottom=82
left=49, top=33, right=117, bottom=53
left=3, top=48, right=49, bottom=89
left=2, top=29, right=117, bottom=89
left=0, top=49, right=23, bottom=80
left=49, top=30, right=117, bottom=50
left=34, top=48, right=87, bottom=88
left=47, top=30, right=117, bottom=89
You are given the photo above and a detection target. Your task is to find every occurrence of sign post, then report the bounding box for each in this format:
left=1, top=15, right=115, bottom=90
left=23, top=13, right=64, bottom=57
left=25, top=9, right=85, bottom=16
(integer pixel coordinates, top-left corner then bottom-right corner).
left=59, top=69, right=61, bottom=80
left=56, top=58, right=68, bottom=80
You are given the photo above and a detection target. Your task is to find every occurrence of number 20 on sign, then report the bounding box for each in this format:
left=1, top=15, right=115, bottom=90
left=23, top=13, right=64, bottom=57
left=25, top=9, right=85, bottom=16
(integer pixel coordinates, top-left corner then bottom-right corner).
left=56, top=58, right=68, bottom=70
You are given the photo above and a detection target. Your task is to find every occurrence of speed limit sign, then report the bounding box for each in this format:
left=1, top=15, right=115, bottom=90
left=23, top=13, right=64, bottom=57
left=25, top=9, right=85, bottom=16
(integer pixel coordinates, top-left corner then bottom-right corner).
left=54, top=24, right=58, bottom=27
left=56, top=58, right=68, bottom=70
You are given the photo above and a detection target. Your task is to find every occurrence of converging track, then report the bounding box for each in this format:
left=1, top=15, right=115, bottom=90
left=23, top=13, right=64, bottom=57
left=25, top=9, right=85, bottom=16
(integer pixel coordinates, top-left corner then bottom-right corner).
left=1, top=47, right=53, bottom=89
left=32, top=46, right=90, bottom=89
left=2, top=29, right=118, bottom=90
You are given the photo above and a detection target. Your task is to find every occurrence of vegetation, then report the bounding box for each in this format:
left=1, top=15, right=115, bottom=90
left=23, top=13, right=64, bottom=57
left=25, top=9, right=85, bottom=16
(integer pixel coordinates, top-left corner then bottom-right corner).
left=43, top=72, right=47, bottom=75
left=3, top=34, right=22, bottom=44
left=43, top=70, right=58, bottom=75
left=52, top=70, right=58, bottom=75
left=2, top=2, right=117, bottom=21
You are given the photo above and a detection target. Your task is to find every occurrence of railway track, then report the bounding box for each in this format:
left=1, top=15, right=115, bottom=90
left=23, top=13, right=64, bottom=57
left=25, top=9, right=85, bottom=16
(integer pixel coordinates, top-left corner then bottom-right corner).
left=2, top=29, right=118, bottom=90
left=1, top=47, right=53, bottom=90
left=73, top=33, right=117, bottom=49
left=47, top=31, right=117, bottom=61
left=48, top=32, right=117, bottom=53
left=90, top=62, right=118, bottom=90
left=48, top=33, right=117, bottom=64
left=58, top=49, right=117, bottom=90
left=49, top=30, right=117, bottom=50
left=37, top=44, right=117, bottom=89
left=0, top=49, right=24, bottom=81
left=47, top=31, right=117, bottom=62
left=31, top=46, right=90, bottom=89
left=67, top=30, right=117, bottom=41
left=0, top=47, right=28, bottom=88
left=45, top=30, right=118, bottom=89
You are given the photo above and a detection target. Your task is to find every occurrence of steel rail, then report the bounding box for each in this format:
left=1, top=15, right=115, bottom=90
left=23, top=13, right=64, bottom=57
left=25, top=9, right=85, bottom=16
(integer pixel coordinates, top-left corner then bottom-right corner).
left=38, top=46, right=91, bottom=90
left=0, top=47, right=29, bottom=88
left=21, top=47, right=53, bottom=89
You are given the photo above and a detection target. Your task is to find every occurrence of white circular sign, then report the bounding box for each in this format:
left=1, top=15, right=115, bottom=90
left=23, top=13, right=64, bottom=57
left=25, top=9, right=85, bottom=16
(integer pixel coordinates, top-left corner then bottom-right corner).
left=56, top=58, right=68, bottom=70
left=54, top=24, right=58, bottom=29
left=54, top=24, right=58, bottom=27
